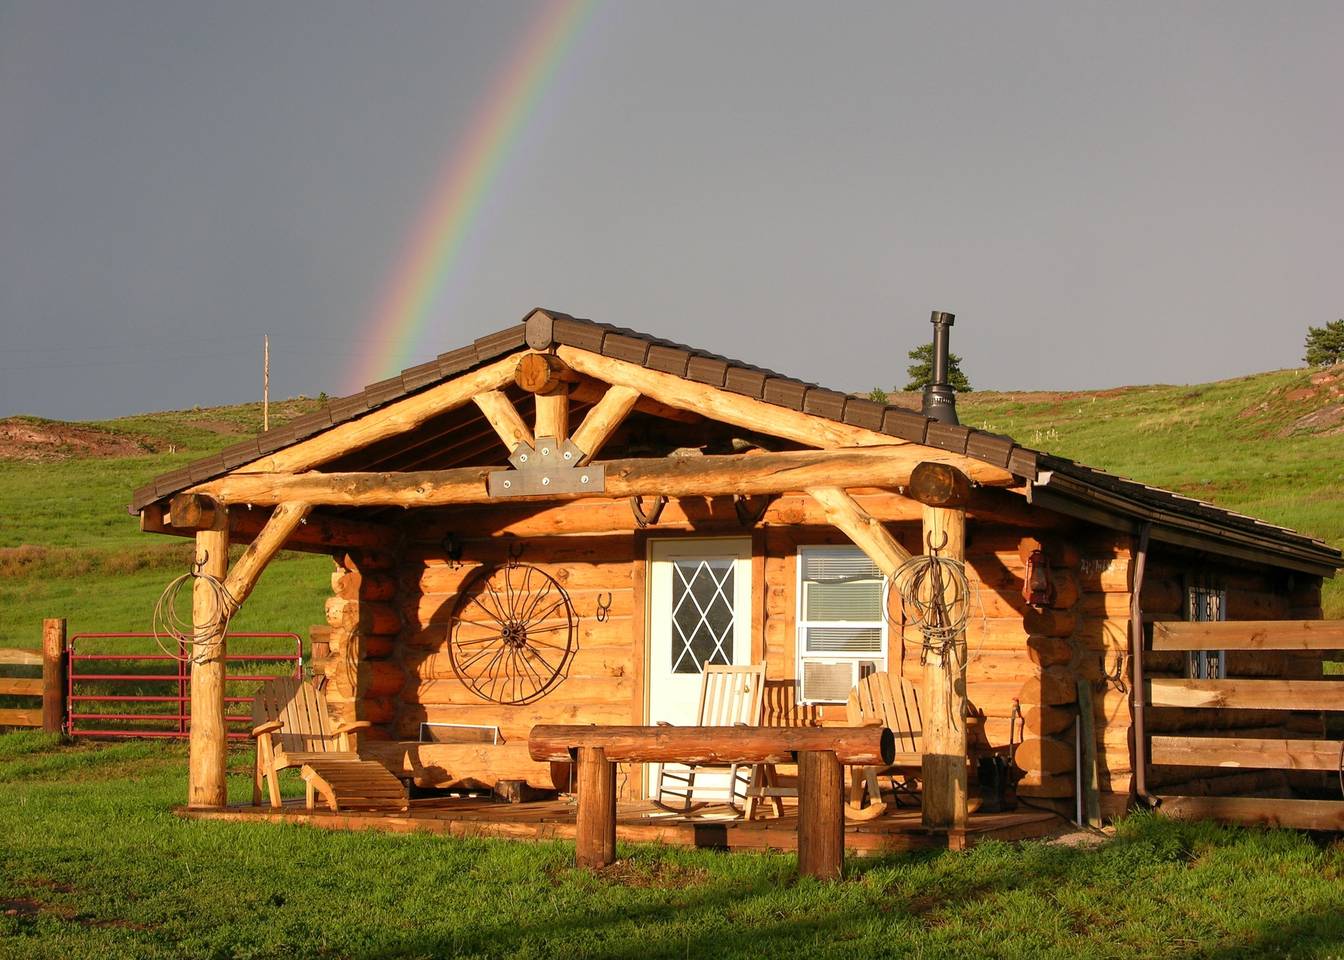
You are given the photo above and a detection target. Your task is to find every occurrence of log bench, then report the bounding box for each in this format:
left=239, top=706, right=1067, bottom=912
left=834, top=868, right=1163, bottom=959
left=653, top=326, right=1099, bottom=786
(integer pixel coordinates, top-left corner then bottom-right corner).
left=528, top=724, right=895, bottom=880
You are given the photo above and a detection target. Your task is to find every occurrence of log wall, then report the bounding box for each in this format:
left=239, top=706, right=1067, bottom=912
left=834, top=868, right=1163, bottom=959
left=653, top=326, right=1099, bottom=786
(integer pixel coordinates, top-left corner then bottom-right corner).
left=309, top=493, right=1327, bottom=813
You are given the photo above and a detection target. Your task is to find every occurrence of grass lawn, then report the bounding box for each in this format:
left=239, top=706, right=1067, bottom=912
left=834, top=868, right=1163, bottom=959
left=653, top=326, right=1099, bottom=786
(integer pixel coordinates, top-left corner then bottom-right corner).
left=3, top=732, right=1344, bottom=959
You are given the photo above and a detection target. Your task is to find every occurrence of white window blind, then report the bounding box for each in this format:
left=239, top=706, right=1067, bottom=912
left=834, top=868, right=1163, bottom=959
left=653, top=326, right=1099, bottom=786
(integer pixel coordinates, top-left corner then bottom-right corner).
left=796, top=546, right=887, bottom=704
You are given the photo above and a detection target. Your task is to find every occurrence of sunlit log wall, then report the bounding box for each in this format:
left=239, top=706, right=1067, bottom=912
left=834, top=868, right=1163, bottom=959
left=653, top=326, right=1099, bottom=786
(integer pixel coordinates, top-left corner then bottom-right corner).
left=308, top=492, right=1327, bottom=810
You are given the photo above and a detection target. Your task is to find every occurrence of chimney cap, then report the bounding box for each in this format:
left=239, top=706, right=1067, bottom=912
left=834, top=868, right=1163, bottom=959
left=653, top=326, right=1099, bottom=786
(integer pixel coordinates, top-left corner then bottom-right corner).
left=930, top=310, right=955, bottom=326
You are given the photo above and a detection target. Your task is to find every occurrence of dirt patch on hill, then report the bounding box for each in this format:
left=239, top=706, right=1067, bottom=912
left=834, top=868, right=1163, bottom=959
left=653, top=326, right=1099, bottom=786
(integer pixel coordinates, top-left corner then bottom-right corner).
left=0, top=418, right=156, bottom=462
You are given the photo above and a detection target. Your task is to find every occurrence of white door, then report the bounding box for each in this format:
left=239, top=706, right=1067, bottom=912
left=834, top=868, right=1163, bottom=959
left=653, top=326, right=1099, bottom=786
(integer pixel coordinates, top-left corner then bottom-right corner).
left=647, top=538, right=754, bottom=725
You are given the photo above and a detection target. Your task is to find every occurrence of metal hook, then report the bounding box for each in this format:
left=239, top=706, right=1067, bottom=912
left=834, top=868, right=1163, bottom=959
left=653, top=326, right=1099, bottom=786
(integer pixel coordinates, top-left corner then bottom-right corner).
left=191, top=549, right=209, bottom=575
left=595, top=592, right=613, bottom=622
left=925, top=530, right=949, bottom=554
left=507, top=541, right=525, bottom=567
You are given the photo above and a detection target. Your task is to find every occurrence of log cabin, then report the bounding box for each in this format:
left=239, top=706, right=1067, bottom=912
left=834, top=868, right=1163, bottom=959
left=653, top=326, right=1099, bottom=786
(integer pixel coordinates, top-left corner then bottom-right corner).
left=132, top=308, right=1343, bottom=829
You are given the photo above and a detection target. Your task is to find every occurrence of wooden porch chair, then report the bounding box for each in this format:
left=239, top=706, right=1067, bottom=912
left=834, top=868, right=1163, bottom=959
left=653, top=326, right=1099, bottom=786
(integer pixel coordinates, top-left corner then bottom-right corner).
left=845, top=672, right=924, bottom=820
left=251, top=676, right=408, bottom=812
left=652, top=663, right=766, bottom=816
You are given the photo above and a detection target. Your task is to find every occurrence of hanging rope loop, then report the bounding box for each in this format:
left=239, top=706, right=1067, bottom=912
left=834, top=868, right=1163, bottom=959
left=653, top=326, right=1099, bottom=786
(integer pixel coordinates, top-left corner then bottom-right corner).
left=152, top=567, right=236, bottom=664
left=887, top=532, right=978, bottom=669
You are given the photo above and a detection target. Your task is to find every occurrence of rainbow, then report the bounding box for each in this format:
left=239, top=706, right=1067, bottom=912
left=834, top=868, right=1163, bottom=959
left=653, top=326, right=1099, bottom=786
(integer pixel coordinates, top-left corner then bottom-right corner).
left=349, top=0, right=594, bottom=392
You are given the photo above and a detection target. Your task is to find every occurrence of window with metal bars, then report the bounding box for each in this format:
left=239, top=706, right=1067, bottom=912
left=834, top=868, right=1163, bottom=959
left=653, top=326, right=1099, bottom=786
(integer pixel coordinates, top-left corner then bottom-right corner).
left=1186, top=580, right=1227, bottom=680
left=795, top=546, right=888, bottom=704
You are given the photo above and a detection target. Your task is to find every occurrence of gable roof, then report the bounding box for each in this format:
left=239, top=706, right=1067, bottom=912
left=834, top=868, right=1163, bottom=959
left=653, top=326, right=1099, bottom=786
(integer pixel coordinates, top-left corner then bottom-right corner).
left=132, top=308, right=1342, bottom=577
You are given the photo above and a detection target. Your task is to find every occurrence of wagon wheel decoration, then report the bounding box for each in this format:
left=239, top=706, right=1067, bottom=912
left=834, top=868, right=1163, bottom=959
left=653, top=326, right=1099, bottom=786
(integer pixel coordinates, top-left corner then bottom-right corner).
left=448, top=562, right=577, bottom=705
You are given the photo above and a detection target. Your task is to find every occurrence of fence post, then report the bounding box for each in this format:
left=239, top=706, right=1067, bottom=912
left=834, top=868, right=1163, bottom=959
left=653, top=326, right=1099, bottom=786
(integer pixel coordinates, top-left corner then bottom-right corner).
left=797, top=749, right=845, bottom=880
left=42, top=618, right=67, bottom=734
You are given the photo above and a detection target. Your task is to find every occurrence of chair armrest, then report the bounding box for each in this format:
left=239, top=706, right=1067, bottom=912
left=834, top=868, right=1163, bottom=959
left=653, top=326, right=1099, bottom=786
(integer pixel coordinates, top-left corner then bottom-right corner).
left=332, top=720, right=374, bottom=735
left=251, top=720, right=283, bottom=738
left=656, top=720, right=672, bottom=727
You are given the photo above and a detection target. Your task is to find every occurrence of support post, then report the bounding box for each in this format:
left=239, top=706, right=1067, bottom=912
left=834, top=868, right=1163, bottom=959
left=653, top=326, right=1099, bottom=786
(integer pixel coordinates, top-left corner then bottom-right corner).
left=575, top=746, right=617, bottom=869
left=41, top=618, right=67, bottom=734
left=189, top=505, right=230, bottom=809
left=920, top=486, right=969, bottom=830
left=797, top=750, right=845, bottom=880
left=535, top=390, right=570, bottom=444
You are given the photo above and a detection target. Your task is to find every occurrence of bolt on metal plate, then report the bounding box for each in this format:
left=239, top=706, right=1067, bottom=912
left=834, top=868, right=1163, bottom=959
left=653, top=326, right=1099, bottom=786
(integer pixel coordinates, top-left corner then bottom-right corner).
left=489, top=437, right=606, bottom=498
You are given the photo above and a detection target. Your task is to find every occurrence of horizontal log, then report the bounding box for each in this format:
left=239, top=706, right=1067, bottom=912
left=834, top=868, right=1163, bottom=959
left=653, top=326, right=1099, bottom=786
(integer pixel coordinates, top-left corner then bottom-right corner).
left=0, top=677, right=44, bottom=696
left=332, top=569, right=398, bottom=602
left=0, top=648, right=42, bottom=666
left=1014, top=772, right=1075, bottom=798
left=144, top=500, right=398, bottom=554
left=528, top=724, right=895, bottom=765
left=326, top=661, right=406, bottom=699
left=414, top=562, right=632, bottom=595
left=1224, top=591, right=1292, bottom=621
left=194, top=445, right=1019, bottom=509
left=907, top=461, right=971, bottom=508
left=1013, top=736, right=1075, bottom=775
left=1023, top=705, right=1077, bottom=736
left=1022, top=608, right=1077, bottom=639
left=1016, top=668, right=1079, bottom=706
left=325, top=598, right=401, bottom=635
left=1026, top=636, right=1074, bottom=668
left=1153, top=620, right=1344, bottom=651
left=1076, top=556, right=1131, bottom=593
left=1150, top=735, right=1344, bottom=771
left=1158, top=795, right=1344, bottom=831
left=1148, top=678, right=1344, bottom=711
left=0, top=707, right=41, bottom=727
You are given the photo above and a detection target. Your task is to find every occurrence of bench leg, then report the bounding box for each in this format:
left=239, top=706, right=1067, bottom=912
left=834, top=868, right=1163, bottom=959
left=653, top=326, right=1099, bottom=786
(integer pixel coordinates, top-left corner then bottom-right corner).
left=575, top=746, right=616, bottom=869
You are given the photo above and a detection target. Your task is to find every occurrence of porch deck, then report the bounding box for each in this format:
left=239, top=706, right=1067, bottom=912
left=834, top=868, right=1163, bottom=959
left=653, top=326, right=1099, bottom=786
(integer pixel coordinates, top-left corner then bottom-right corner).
left=178, top=797, right=1065, bottom=856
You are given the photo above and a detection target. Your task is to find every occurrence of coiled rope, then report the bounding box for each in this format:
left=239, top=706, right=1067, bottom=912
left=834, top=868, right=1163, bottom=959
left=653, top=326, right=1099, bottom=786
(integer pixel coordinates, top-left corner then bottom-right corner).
left=888, top=536, right=980, bottom=668
left=151, top=554, right=236, bottom=664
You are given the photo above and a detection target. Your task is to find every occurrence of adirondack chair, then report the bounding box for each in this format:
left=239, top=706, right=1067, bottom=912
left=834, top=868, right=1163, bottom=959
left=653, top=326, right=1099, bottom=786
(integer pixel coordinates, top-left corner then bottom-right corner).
left=651, top=663, right=766, bottom=816
left=250, top=676, right=408, bottom=812
left=845, top=672, right=924, bottom=820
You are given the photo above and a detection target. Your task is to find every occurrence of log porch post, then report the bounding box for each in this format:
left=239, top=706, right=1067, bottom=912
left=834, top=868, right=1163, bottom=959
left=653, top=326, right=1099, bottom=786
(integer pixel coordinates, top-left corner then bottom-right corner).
left=912, top=463, right=971, bottom=830
left=188, top=504, right=230, bottom=808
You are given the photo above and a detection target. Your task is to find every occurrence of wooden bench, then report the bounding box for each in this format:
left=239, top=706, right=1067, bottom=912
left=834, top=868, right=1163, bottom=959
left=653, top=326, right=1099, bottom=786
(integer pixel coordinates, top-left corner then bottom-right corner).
left=529, top=724, right=894, bottom=880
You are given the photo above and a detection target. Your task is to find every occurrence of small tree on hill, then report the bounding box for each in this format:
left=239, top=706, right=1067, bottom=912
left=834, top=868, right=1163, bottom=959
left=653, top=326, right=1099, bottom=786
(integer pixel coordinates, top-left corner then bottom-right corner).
left=1305, top=320, right=1344, bottom=367
left=904, top=343, right=973, bottom=392
left=867, top=387, right=889, bottom=404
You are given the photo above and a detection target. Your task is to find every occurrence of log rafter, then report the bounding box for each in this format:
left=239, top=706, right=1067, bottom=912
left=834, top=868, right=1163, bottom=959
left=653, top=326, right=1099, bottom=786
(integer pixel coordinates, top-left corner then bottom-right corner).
left=473, top=390, right=534, bottom=452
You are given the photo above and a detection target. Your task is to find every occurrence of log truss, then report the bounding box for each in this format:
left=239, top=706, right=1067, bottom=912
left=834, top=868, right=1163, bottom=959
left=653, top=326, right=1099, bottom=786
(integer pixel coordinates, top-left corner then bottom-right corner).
left=162, top=344, right=1018, bottom=818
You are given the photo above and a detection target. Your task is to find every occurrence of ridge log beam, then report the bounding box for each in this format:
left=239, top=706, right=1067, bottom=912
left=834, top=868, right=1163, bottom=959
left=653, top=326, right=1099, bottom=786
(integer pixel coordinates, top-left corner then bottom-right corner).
left=191, top=445, right=1019, bottom=508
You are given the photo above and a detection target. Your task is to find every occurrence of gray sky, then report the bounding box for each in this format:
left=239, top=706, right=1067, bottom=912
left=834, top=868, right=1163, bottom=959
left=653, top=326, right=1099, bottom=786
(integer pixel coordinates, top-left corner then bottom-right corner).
left=2, top=1, right=1341, bottom=421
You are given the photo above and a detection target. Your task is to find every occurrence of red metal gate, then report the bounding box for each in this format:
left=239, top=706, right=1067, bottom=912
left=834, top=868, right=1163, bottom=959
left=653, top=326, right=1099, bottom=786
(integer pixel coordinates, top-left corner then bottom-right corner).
left=66, top=632, right=302, bottom=739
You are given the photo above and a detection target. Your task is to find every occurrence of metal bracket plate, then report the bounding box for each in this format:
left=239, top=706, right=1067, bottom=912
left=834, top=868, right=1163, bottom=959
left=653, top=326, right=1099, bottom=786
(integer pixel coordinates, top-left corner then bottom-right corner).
left=487, top=437, right=606, bottom=498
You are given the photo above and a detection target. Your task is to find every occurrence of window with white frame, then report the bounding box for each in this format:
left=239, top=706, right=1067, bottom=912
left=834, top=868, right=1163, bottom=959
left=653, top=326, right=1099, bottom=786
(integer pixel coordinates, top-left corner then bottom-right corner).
left=796, top=546, right=888, bottom=704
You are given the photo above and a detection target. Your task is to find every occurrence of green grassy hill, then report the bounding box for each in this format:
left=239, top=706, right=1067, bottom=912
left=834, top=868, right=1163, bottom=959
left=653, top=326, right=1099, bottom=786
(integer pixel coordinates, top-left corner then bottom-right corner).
left=1, top=365, right=1341, bottom=648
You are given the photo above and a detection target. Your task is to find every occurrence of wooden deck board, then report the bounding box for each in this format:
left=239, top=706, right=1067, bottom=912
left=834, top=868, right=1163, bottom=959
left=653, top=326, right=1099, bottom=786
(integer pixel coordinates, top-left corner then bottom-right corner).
left=177, top=798, right=1063, bottom=855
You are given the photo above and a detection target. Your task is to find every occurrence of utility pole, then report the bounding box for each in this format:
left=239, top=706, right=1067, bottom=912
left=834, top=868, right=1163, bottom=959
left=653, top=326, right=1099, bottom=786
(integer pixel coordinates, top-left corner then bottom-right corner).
left=263, top=334, right=270, bottom=432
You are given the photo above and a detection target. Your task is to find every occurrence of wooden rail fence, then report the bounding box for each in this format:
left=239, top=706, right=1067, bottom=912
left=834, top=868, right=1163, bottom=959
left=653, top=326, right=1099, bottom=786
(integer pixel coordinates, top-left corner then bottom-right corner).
left=1148, top=619, right=1344, bottom=830
left=529, top=724, right=895, bottom=880
left=0, top=618, right=67, bottom=733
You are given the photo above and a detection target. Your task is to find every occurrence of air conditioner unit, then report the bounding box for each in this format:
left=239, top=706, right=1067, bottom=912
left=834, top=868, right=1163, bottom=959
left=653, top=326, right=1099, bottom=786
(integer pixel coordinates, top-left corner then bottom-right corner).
left=799, top=659, right=860, bottom=705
